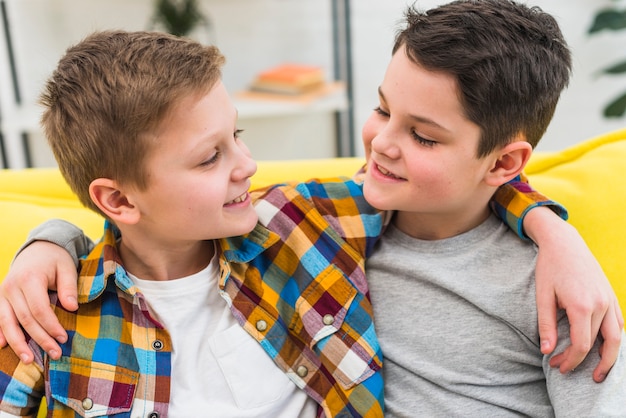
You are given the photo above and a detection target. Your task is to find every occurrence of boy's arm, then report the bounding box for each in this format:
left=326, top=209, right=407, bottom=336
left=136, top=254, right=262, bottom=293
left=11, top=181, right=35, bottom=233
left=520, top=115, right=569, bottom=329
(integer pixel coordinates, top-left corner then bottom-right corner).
left=17, top=219, right=93, bottom=267
left=525, top=208, right=624, bottom=383
left=0, top=219, right=91, bottom=363
left=492, top=177, right=624, bottom=383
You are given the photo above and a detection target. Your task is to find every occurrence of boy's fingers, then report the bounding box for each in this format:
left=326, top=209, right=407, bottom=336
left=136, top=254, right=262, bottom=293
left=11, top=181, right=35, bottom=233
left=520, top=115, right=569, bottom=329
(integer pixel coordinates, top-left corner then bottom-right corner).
left=615, top=301, right=625, bottom=330
left=10, top=285, right=63, bottom=360
left=0, top=292, right=35, bottom=363
left=535, top=285, right=558, bottom=355
left=0, top=298, right=9, bottom=347
left=20, top=273, right=68, bottom=346
left=55, top=264, right=80, bottom=312
left=549, top=308, right=599, bottom=373
left=2, top=268, right=66, bottom=359
left=593, top=303, right=624, bottom=383
left=0, top=240, right=77, bottom=360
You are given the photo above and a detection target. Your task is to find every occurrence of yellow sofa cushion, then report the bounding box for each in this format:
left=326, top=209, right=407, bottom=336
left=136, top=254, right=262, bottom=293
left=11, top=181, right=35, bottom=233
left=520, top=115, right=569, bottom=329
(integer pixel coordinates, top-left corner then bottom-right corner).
left=1, top=128, right=625, bottom=314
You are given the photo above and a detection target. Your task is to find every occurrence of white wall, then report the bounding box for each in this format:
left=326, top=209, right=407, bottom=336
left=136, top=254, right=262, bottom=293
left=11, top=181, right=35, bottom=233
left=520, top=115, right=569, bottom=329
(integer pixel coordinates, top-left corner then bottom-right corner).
left=4, top=0, right=335, bottom=103
left=2, top=0, right=626, bottom=166
left=0, top=0, right=337, bottom=166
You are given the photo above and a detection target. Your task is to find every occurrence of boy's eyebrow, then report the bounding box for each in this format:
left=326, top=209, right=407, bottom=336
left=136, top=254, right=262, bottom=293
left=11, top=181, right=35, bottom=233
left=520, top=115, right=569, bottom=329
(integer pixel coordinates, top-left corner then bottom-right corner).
left=378, top=86, right=450, bottom=132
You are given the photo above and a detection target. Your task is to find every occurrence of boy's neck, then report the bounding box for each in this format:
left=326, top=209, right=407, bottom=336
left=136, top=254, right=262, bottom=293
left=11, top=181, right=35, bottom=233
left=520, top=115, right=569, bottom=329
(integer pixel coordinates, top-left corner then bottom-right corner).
left=392, top=204, right=492, bottom=241
left=118, top=236, right=215, bottom=281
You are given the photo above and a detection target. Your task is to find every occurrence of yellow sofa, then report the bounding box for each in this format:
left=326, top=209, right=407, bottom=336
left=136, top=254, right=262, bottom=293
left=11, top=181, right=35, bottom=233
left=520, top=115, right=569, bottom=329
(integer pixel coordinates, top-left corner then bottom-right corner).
left=1, top=129, right=626, bottom=310
left=0, top=129, right=626, bottom=312
left=0, top=129, right=624, bottom=310
left=0, top=128, right=625, bottom=417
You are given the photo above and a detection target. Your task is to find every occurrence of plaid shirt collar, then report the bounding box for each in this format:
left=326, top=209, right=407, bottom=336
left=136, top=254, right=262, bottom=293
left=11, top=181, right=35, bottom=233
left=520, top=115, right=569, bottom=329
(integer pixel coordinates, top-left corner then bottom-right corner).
left=77, top=221, right=137, bottom=303
left=77, top=221, right=281, bottom=302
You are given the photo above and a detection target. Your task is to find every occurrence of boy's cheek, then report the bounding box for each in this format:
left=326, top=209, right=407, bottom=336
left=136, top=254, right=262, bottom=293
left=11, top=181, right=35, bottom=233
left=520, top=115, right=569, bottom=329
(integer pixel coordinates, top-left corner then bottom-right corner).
left=361, top=118, right=379, bottom=158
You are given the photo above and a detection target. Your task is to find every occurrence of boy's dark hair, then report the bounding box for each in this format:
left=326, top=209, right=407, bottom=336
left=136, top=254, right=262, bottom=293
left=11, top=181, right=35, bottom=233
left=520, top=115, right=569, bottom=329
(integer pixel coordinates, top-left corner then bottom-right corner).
left=394, top=0, right=571, bottom=157
left=40, top=30, right=225, bottom=215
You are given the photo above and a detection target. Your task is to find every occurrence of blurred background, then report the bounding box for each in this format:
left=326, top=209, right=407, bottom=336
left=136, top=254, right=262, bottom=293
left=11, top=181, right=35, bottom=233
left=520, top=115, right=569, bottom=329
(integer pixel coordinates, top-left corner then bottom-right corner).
left=1, top=0, right=625, bottom=168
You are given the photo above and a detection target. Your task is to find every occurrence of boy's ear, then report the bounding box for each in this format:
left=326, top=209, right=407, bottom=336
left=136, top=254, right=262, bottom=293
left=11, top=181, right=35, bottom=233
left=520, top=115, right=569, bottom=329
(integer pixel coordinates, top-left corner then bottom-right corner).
left=89, top=178, right=140, bottom=225
left=484, top=138, right=533, bottom=187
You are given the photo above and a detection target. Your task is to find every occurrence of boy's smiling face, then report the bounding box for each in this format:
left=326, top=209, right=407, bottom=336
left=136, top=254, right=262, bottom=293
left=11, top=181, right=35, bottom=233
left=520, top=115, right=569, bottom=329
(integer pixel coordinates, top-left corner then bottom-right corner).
left=128, top=81, right=258, bottom=245
left=362, top=48, right=499, bottom=240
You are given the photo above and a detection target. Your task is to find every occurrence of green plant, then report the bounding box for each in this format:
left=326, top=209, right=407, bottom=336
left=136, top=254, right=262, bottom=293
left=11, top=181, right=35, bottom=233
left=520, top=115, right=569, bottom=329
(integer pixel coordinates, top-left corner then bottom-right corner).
left=151, top=0, right=207, bottom=37
left=588, top=3, right=626, bottom=117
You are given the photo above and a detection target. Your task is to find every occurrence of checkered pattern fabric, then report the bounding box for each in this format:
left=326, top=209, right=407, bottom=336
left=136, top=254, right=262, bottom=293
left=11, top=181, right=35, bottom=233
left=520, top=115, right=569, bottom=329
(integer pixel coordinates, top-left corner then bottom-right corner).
left=0, top=225, right=171, bottom=417
left=0, top=176, right=560, bottom=417
left=491, top=174, right=568, bottom=240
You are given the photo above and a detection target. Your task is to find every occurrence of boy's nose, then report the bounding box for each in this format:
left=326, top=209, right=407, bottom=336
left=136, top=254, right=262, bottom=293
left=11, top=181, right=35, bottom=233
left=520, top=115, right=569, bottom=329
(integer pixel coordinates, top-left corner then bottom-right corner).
left=233, top=140, right=257, bottom=180
left=371, top=130, right=402, bottom=160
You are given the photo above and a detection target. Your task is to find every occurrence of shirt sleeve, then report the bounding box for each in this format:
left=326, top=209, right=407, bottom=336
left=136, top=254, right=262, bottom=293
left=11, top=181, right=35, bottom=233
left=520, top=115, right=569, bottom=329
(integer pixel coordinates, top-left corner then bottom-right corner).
left=0, top=340, right=45, bottom=416
left=490, top=174, right=568, bottom=240
left=252, top=176, right=384, bottom=259
left=14, top=219, right=95, bottom=267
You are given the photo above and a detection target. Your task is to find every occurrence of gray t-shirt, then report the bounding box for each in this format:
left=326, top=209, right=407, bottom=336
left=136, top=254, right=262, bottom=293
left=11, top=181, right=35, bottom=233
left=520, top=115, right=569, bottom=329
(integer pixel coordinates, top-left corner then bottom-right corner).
left=367, top=214, right=626, bottom=417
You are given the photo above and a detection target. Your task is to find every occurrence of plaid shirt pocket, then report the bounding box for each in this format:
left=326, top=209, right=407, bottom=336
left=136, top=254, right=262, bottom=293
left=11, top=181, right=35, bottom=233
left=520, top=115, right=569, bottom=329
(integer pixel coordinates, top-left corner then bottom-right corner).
left=48, top=357, right=139, bottom=417
left=293, top=264, right=382, bottom=388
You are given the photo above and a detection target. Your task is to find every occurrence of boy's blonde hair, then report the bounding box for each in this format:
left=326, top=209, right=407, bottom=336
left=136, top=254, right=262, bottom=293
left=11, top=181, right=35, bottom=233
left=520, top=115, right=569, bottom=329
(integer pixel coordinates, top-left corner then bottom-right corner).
left=40, top=30, right=225, bottom=215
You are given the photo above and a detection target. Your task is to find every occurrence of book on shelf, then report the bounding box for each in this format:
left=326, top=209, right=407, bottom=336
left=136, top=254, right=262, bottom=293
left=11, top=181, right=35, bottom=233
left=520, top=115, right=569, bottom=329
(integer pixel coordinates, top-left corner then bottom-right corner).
left=249, top=63, right=326, bottom=95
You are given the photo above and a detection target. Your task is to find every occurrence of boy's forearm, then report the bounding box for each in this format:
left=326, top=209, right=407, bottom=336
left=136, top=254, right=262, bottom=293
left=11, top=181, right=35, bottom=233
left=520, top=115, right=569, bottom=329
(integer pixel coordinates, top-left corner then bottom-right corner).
left=522, top=206, right=572, bottom=245
left=15, top=219, right=94, bottom=267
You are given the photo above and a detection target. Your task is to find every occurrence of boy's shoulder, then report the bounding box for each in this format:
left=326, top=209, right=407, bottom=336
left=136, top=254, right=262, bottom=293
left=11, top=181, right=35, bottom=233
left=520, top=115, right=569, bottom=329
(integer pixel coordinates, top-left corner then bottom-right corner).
left=251, top=176, right=378, bottom=225
left=251, top=175, right=364, bottom=201
left=479, top=214, right=538, bottom=264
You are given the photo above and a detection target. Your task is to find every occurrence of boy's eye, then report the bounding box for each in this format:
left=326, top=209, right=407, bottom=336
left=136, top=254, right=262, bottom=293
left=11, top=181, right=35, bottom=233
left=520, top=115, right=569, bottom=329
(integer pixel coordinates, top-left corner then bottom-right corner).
left=200, top=152, right=220, bottom=167
left=412, top=131, right=437, bottom=147
left=373, top=106, right=389, bottom=117
left=234, top=129, right=244, bottom=139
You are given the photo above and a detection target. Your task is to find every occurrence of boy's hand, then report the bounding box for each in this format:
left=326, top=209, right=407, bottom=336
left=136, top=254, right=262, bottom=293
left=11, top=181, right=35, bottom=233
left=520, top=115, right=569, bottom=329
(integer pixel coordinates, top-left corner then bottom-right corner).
left=526, top=207, right=624, bottom=383
left=0, top=241, right=79, bottom=363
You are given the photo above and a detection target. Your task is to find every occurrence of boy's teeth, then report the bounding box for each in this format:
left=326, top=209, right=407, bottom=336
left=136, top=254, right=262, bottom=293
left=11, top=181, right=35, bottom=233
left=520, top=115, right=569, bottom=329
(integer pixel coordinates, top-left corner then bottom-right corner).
left=378, top=165, right=400, bottom=179
left=230, top=193, right=246, bottom=204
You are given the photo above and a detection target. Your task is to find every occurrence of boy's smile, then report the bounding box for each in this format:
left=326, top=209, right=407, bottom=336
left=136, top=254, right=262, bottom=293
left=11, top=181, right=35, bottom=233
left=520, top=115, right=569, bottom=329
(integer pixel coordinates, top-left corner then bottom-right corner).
left=118, top=81, right=259, bottom=278
left=137, top=81, right=258, bottom=239
left=362, top=47, right=499, bottom=240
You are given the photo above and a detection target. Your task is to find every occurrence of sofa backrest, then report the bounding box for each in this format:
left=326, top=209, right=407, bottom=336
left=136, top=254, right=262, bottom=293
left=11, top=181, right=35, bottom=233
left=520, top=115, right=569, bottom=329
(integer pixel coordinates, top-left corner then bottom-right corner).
left=1, top=128, right=625, bottom=315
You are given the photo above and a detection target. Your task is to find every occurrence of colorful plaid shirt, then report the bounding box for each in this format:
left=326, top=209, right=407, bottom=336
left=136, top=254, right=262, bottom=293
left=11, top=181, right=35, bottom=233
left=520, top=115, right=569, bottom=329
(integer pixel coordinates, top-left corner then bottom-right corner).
left=0, top=175, right=561, bottom=417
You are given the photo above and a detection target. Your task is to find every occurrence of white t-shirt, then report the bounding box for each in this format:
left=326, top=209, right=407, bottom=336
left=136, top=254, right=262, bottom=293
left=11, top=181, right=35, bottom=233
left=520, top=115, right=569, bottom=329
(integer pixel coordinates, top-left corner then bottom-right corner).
left=127, top=254, right=316, bottom=418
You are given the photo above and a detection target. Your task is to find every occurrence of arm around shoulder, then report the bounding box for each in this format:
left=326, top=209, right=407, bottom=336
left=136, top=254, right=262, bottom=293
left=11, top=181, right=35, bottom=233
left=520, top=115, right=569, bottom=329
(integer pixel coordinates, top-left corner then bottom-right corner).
left=0, top=218, right=94, bottom=364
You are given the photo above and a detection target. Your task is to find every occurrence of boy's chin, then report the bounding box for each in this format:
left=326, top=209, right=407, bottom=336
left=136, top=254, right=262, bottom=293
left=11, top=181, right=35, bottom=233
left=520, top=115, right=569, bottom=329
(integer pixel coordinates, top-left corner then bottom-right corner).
left=363, top=185, right=393, bottom=211
left=227, top=211, right=259, bottom=238
left=240, top=212, right=260, bottom=234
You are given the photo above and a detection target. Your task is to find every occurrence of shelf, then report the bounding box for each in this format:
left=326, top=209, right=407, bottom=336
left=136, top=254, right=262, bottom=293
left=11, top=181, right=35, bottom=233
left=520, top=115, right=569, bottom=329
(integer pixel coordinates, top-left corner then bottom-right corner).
left=0, top=82, right=348, bottom=166
left=233, top=82, right=347, bottom=119
left=0, top=0, right=354, bottom=167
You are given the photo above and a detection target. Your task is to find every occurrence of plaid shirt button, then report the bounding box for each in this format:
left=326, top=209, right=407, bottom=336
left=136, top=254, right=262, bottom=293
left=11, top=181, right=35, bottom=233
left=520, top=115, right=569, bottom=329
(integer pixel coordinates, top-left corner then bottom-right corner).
left=296, top=365, right=309, bottom=378
left=323, top=314, right=335, bottom=325
left=256, top=320, right=268, bottom=332
left=152, top=340, right=164, bottom=351
left=82, top=398, right=93, bottom=410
